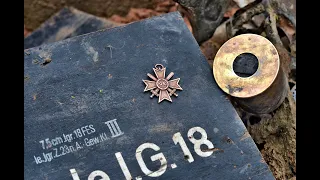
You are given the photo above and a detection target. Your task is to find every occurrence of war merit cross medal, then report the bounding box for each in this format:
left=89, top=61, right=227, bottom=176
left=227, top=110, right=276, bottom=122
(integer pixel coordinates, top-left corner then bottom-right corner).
left=143, top=64, right=182, bottom=103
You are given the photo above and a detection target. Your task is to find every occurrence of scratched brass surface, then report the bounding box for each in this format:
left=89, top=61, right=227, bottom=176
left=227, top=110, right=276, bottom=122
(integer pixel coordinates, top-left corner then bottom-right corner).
left=213, top=34, right=280, bottom=98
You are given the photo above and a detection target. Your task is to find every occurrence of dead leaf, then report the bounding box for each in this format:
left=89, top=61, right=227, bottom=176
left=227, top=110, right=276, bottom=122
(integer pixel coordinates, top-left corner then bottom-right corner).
left=183, top=16, right=192, bottom=33
left=24, top=25, right=30, bottom=37
left=277, top=15, right=295, bottom=43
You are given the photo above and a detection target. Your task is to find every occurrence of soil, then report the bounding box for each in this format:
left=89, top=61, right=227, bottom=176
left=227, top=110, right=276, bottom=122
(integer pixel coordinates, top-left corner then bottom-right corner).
left=247, top=93, right=296, bottom=179
left=24, top=0, right=158, bottom=31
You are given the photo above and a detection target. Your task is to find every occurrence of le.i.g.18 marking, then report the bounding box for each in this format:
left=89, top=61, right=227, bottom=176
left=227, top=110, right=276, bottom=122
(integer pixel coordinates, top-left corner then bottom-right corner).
left=70, top=126, right=215, bottom=180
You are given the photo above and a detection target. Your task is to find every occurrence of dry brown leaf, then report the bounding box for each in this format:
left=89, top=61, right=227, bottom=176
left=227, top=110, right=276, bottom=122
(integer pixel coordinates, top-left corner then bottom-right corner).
left=224, top=6, right=240, bottom=18
left=24, top=25, right=30, bottom=37
left=109, top=8, right=161, bottom=23
left=183, top=16, right=192, bottom=33
left=277, top=16, right=295, bottom=42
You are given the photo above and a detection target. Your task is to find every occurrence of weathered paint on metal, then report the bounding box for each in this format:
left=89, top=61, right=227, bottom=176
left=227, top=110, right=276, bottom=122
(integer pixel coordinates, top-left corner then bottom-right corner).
left=24, top=12, right=275, bottom=180
left=24, top=7, right=121, bottom=49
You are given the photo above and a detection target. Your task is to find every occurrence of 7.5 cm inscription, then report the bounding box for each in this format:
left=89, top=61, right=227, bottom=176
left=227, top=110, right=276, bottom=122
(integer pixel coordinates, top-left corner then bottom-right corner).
left=33, top=119, right=124, bottom=165
left=39, top=125, right=95, bottom=150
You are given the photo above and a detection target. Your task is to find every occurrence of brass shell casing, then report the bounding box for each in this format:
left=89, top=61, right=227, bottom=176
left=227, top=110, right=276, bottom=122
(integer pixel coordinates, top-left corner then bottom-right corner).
left=213, top=34, right=288, bottom=114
